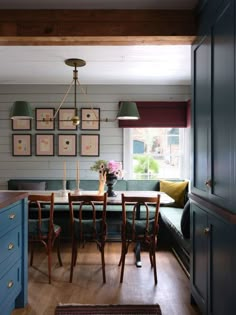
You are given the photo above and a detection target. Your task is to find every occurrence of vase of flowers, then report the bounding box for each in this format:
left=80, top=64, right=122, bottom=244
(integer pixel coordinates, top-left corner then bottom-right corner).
left=90, top=160, right=123, bottom=197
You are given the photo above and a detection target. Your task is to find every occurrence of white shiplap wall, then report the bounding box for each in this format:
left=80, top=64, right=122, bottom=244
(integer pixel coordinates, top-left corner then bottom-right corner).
left=0, top=84, right=191, bottom=189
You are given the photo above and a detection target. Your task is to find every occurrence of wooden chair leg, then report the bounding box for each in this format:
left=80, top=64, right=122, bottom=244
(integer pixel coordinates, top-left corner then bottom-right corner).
left=149, top=249, right=153, bottom=267
left=152, top=243, right=157, bottom=285
left=70, top=240, right=76, bottom=283
left=101, top=245, right=106, bottom=283
left=48, top=242, right=52, bottom=284
left=118, top=252, right=122, bottom=266
left=56, top=236, right=63, bottom=267
left=30, top=243, right=34, bottom=266
left=120, top=242, right=127, bottom=283
left=74, top=246, right=77, bottom=266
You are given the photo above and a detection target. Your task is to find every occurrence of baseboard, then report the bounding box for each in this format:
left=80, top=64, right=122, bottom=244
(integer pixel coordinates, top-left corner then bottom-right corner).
left=171, top=247, right=190, bottom=278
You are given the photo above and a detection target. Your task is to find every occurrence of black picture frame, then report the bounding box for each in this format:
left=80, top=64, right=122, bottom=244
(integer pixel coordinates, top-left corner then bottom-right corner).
left=58, top=134, right=77, bottom=156
left=58, top=108, right=78, bottom=130
left=35, top=108, right=55, bottom=130
left=35, top=134, right=55, bottom=156
left=80, top=108, right=100, bottom=130
left=12, top=119, right=32, bottom=131
left=12, top=134, right=32, bottom=156
left=80, top=134, right=100, bottom=156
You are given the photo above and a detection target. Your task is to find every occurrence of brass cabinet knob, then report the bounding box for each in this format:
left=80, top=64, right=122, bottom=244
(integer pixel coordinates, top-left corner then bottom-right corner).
left=8, top=243, right=14, bottom=250
left=204, top=227, right=210, bottom=234
left=8, top=213, right=16, bottom=220
left=205, top=180, right=212, bottom=188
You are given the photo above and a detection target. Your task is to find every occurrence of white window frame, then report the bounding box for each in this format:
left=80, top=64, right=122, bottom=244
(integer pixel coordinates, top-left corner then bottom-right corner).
left=123, top=127, right=190, bottom=180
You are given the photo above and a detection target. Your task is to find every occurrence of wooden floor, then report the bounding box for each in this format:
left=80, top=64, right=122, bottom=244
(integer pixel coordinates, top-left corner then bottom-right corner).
left=12, top=242, right=200, bottom=315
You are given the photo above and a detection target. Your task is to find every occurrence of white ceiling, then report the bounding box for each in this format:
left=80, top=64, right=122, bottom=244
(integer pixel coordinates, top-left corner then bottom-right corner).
left=0, top=0, right=197, bottom=85
left=0, top=46, right=191, bottom=85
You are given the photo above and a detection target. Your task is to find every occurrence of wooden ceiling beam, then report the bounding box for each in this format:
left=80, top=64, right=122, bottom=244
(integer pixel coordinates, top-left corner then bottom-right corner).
left=0, top=10, right=197, bottom=45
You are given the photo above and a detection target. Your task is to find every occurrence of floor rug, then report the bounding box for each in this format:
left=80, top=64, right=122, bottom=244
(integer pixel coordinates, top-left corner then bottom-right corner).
left=55, top=304, right=162, bottom=315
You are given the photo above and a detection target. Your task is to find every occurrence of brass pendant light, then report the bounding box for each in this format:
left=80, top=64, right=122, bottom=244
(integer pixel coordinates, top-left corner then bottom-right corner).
left=64, top=58, right=86, bottom=126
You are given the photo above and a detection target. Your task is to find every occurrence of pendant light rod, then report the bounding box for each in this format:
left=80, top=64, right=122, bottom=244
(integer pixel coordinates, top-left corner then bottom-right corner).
left=74, top=66, right=77, bottom=116
left=64, top=58, right=86, bottom=126
left=53, top=79, right=74, bottom=119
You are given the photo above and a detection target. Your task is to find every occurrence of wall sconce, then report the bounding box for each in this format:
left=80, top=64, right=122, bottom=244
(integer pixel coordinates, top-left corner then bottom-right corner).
left=117, top=101, right=140, bottom=120
left=10, top=101, right=34, bottom=120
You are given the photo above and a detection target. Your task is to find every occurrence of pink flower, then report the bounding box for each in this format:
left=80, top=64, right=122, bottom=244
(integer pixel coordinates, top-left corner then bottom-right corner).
left=91, top=159, right=123, bottom=178
left=107, top=160, right=121, bottom=173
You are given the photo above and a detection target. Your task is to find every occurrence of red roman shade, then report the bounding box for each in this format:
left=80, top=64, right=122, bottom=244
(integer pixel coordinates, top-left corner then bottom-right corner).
left=118, top=101, right=190, bottom=128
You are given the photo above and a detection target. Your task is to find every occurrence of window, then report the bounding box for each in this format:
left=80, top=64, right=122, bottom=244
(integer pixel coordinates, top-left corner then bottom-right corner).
left=123, top=127, right=190, bottom=179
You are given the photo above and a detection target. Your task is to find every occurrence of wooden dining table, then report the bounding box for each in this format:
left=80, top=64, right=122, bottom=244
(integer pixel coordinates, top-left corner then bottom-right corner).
left=53, top=190, right=174, bottom=205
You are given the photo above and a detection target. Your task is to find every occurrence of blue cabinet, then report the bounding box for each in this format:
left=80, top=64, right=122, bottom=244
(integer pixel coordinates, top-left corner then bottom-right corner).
left=192, top=0, right=236, bottom=212
left=191, top=203, right=208, bottom=313
left=191, top=1, right=236, bottom=313
left=0, top=193, right=28, bottom=315
left=190, top=200, right=235, bottom=315
left=211, top=0, right=235, bottom=210
left=192, top=34, right=211, bottom=196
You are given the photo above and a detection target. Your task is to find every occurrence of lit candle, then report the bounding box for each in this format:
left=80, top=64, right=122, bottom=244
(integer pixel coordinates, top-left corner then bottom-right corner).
left=76, top=160, right=80, bottom=182
left=63, top=161, right=67, bottom=181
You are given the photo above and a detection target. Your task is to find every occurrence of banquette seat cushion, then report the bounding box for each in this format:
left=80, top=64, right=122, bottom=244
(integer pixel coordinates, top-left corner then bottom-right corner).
left=16, top=181, right=46, bottom=191
left=8, top=179, right=63, bottom=191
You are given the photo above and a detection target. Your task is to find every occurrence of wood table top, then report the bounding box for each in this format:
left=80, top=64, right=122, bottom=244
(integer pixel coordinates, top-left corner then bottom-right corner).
left=0, top=191, right=28, bottom=209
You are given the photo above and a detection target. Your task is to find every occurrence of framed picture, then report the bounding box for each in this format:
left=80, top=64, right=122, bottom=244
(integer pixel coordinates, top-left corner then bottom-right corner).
left=35, top=134, right=54, bottom=156
left=12, top=119, right=31, bottom=131
left=80, top=108, right=100, bottom=130
left=80, top=134, right=100, bottom=156
left=12, top=134, right=32, bottom=156
left=58, top=134, right=77, bottom=156
left=35, top=108, right=55, bottom=130
left=58, top=108, right=77, bottom=130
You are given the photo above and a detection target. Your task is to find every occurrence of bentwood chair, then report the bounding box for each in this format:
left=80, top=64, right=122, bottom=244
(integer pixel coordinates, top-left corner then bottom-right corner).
left=68, top=193, right=107, bottom=283
left=119, top=194, right=161, bottom=285
left=28, top=193, right=63, bottom=284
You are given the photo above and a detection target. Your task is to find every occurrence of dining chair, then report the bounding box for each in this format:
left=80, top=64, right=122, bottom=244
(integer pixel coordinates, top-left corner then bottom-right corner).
left=119, top=193, right=161, bottom=285
left=68, top=192, right=107, bottom=283
left=28, top=193, right=63, bottom=284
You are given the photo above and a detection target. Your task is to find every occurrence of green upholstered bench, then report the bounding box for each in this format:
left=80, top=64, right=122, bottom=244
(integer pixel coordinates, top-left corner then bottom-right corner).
left=159, top=206, right=190, bottom=275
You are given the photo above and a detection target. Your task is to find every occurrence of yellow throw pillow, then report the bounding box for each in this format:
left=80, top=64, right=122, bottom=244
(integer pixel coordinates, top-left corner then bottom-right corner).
left=160, top=180, right=188, bottom=208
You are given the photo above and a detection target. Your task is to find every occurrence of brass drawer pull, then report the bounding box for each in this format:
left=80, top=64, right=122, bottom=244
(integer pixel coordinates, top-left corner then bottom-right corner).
left=8, top=243, right=14, bottom=250
left=8, top=213, right=16, bottom=220
left=8, top=280, right=14, bottom=288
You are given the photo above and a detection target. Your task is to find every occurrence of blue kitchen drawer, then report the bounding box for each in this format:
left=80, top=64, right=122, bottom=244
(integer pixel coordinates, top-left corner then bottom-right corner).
left=0, top=202, right=22, bottom=237
left=0, top=226, right=21, bottom=266
left=0, top=259, right=21, bottom=307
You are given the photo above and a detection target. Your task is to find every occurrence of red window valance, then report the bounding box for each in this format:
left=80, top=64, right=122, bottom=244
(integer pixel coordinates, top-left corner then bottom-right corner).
left=118, top=101, right=190, bottom=128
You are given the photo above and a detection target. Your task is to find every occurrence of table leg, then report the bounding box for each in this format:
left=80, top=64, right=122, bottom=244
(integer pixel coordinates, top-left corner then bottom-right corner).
left=134, top=203, right=142, bottom=267
left=135, top=242, right=142, bottom=267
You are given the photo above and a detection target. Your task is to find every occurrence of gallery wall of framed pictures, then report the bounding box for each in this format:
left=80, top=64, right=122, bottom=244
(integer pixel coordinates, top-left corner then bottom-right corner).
left=11, top=107, right=101, bottom=157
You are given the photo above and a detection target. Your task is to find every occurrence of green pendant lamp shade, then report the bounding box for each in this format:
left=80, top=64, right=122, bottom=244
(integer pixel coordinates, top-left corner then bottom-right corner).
left=117, top=101, right=140, bottom=120
left=10, top=101, right=33, bottom=120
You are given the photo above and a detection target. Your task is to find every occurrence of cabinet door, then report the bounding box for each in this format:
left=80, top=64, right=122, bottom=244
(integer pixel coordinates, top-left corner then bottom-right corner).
left=208, top=214, right=234, bottom=315
left=192, top=35, right=211, bottom=196
left=191, top=203, right=208, bottom=314
left=211, top=0, right=235, bottom=209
